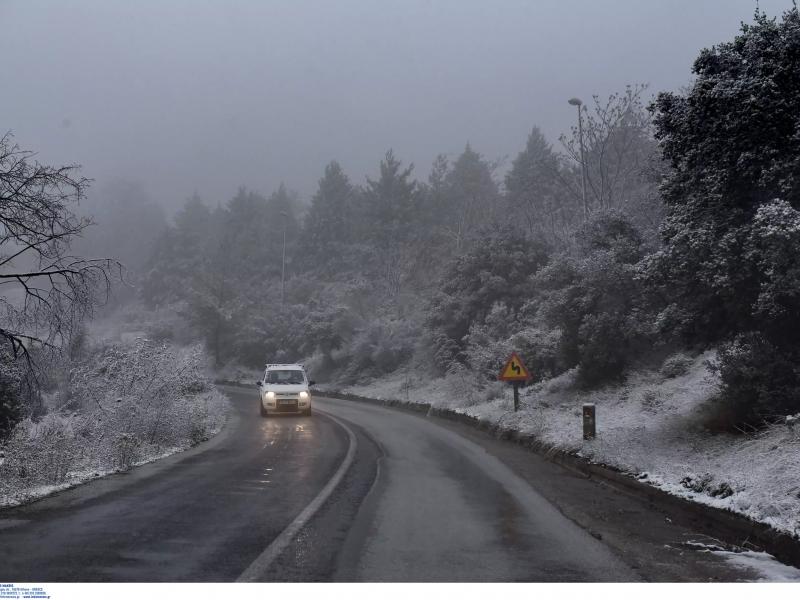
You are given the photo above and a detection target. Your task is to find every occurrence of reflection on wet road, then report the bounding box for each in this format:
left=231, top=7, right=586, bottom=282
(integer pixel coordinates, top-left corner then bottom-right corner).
left=0, top=386, right=347, bottom=582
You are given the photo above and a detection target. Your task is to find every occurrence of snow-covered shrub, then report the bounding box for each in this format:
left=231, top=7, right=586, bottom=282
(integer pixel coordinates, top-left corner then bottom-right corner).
left=641, top=388, right=664, bottom=412
left=660, top=352, right=693, bottom=379
left=576, top=311, right=633, bottom=387
left=464, top=317, right=563, bottom=384
left=338, top=316, right=416, bottom=383
left=533, top=212, right=651, bottom=388
left=112, top=432, right=140, bottom=471
left=463, top=319, right=514, bottom=382
left=711, top=332, right=800, bottom=427
left=430, top=331, right=462, bottom=374
left=0, top=339, right=228, bottom=505
left=425, top=228, right=550, bottom=370
left=443, top=363, right=484, bottom=407
left=509, top=327, right=563, bottom=380
left=1, top=415, right=81, bottom=485
left=680, top=472, right=734, bottom=499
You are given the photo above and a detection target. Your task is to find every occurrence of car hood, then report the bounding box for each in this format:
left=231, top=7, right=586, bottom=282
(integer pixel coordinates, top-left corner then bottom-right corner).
left=263, top=384, right=308, bottom=394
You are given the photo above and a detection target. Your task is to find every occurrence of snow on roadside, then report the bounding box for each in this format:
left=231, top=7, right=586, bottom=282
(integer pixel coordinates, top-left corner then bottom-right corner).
left=722, top=550, right=800, bottom=582
left=683, top=541, right=800, bottom=582
left=0, top=389, right=230, bottom=509
left=326, top=351, right=800, bottom=539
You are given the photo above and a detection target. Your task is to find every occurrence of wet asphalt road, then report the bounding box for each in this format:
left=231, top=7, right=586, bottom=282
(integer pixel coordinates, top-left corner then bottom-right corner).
left=0, top=386, right=351, bottom=581
left=0, top=386, right=762, bottom=582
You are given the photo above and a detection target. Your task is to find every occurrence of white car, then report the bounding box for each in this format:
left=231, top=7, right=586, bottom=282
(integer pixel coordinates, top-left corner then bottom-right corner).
left=257, top=363, right=314, bottom=417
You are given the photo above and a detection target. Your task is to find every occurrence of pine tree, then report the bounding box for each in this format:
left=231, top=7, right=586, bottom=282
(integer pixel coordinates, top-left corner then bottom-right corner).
left=439, top=144, right=500, bottom=254
left=505, top=127, right=567, bottom=244
left=301, top=161, right=357, bottom=272
left=362, top=150, right=420, bottom=297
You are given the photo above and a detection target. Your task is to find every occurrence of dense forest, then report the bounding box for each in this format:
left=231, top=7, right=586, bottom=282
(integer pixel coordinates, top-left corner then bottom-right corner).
left=4, top=7, right=800, bottom=446
left=126, top=9, right=800, bottom=428
left=137, top=87, right=657, bottom=384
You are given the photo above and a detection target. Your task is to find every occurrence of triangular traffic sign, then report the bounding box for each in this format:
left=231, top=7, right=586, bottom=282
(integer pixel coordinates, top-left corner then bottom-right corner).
left=498, top=351, right=532, bottom=381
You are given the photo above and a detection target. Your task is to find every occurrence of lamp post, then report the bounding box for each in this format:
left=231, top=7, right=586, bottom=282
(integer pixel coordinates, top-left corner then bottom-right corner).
left=280, top=210, right=288, bottom=306
left=568, top=97, right=589, bottom=221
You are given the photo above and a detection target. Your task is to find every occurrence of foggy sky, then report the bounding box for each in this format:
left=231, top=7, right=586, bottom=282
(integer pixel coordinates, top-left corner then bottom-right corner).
left=2, top=0, right=794, bottom=212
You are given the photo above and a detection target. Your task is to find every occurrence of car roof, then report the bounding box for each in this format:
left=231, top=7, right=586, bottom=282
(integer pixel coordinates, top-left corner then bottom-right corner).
left=265, top=363, right=304, bottom=370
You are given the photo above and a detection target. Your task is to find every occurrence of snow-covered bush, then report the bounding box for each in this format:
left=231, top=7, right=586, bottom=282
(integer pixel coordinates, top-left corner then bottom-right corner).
left=711, top=332, right=800, bottom=427
left=338, top=316, right=417, bottom=383
left=463, top=320, right=514, bottom=382
left=443, top=363, right=485, bottom=407
left=426, top=228, right=550, bottom=371
left=464, top=316, right=563, bottom=384
left=1, top=415, right=81, bottom=485
left=660, top=352, right=694, bottom=379
left=430, top=330, right=462, bottom=374
left=576, top=311, right=633, bottom=386
left=0, top=339, right=228, bottom=505
left=533, top=213, right=650, bottom=388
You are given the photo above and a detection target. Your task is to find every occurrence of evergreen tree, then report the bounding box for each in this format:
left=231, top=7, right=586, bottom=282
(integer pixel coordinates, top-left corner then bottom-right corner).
left=301, top=161, right=357, bottom=272
left=646, top=6, right=800, bottom=422
left=646, top=6, right=800, bottom=344
left=439, top=144, right=500, bottom=254
left=505, top=127, right=567, bottom=244
left=427, top=226, right=550, bottom=369
left=142, top=193, right=213, bottom=308
left=361, top=150, right=420, bottom=297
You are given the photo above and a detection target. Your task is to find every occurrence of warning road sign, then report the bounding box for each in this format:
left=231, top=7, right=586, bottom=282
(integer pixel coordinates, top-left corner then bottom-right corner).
left=498, top=352, right=532, bottom=382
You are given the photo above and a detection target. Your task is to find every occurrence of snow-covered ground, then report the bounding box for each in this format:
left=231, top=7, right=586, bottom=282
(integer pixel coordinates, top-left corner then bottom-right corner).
left=322, top=351, right=800, bottom=539
left=681, top=541, right=800, bottom=582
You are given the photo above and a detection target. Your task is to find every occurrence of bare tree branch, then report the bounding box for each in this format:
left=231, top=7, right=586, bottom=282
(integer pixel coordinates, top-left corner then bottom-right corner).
left=0, top=132, right=121, bottom=371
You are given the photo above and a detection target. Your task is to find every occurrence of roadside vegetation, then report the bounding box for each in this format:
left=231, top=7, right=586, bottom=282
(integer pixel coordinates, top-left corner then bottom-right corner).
left=0, top=338, right=226, bottom=506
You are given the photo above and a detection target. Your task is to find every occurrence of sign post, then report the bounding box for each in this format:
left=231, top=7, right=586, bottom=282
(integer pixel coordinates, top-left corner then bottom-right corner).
left=498, top=352, right=532, bottom=412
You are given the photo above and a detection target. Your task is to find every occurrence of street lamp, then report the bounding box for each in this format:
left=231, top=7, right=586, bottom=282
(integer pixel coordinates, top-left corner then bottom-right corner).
left=568, top=97, right=589, bottom=221
left=280, top=210, right=288, bottom=306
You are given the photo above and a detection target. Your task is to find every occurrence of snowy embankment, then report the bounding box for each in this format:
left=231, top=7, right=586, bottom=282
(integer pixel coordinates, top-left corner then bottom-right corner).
left=322, top=351, right=800, bottom=539
left=0, top=340, right=230, bottom=509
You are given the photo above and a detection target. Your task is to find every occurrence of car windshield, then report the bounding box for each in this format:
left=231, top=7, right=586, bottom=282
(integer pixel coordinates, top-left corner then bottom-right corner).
left=265, top=370, right=305, bottom=385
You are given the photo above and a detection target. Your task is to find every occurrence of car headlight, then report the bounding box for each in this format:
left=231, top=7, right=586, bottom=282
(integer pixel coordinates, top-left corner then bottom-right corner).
left=299, top=391, right=309, bottom=400
left=265, top=391, right=276, bottom=400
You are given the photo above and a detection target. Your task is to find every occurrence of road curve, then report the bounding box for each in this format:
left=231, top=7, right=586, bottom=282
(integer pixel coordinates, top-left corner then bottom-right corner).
left=0, top=386, right=761, bottom=582
left=318, top=396, right=634, bottom=582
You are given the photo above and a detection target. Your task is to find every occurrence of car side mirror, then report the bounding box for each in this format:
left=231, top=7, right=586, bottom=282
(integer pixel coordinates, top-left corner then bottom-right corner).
left=309, top=380, right=316, bottom=386
left=255, top=380, right=262, bottom=388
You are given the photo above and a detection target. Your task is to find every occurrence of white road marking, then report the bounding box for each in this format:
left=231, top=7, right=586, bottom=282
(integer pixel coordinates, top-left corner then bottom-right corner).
left=236, top=409, right=358, bottom=582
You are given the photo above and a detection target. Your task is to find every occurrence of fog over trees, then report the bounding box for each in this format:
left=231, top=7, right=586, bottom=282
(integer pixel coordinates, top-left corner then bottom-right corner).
left=4, top=2, right=800, bottom=470
left=136, top=5, right=800, bottom=426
